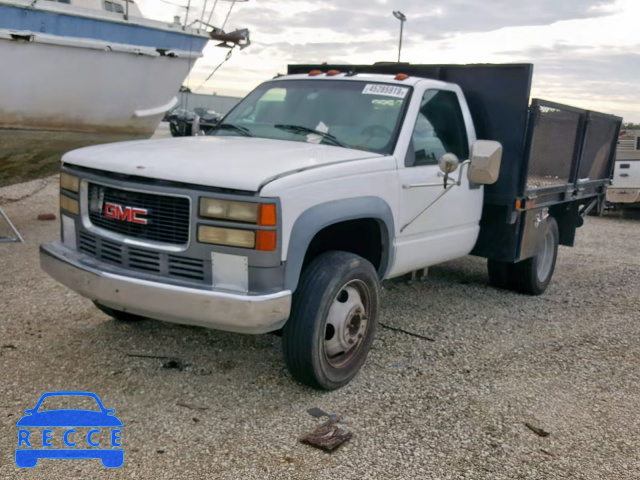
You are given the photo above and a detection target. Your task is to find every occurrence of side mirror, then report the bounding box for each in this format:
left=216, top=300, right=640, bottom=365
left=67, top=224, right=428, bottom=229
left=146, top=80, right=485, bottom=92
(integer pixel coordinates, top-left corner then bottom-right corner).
left=468, top=140, right=502, bottom=185
left=438, top=153, right=460, bottom=174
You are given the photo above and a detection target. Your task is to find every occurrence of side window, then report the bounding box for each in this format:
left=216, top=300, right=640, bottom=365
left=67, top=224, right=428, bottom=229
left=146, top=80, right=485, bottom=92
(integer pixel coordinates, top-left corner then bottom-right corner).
left=113, top=2, right=124, bottom=13
left=103, top=1, right=114, bottom=11
left=409, top=90, right=469, bottom=167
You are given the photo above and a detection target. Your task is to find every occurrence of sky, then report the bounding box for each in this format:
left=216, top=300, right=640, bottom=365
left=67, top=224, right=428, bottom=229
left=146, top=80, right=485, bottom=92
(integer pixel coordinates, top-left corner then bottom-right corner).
left=138, top=0, right=640, bottom=122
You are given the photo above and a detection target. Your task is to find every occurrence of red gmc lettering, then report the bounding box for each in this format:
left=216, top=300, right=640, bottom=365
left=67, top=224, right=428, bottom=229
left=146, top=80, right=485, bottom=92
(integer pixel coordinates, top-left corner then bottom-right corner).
left=104, top=203, right=148, bottom=225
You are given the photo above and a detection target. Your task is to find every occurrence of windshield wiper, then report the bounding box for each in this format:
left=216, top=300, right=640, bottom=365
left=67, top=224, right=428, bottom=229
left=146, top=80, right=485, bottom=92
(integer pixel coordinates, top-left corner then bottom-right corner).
left=274, top=124, right=348, bottom=148
left=214, top=123, right=253, bottom=137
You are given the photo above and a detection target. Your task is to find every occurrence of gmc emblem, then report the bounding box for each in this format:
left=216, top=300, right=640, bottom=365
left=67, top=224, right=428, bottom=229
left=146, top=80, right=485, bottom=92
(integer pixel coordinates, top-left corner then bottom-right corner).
left=104, top=202, right=148, bottom=225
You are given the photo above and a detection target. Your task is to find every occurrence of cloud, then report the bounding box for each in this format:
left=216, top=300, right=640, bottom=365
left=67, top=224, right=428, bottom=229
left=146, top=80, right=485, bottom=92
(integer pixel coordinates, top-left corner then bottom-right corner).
left=520, top=47, right=640, bottom=119
left=137, top=0, right=640, bottom=121
left=231, top=0, right=616, bottom=40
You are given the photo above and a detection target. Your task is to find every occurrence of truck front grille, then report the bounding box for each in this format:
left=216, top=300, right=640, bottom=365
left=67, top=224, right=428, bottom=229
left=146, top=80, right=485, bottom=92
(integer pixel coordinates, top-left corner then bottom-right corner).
left=78, top=231, right=206, bottom=282
left=87, top=183, right=190, bottom=245
left=167, top=256, right=207, bottom=281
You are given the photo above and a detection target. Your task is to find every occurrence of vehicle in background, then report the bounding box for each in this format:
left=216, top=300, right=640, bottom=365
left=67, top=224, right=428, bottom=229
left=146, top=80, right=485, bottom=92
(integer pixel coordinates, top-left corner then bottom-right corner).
left=162, top=108, right=185, bottom=123
left=607, top=129, right=640, bottom=207
left=166, top=108, right=223, bottom=137
left=40, top=63, right=621, bottom=390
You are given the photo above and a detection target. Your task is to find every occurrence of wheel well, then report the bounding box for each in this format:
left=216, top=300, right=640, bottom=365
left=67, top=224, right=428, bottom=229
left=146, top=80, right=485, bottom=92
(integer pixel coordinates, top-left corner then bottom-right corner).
left=302, top=218, right=386, bottom=276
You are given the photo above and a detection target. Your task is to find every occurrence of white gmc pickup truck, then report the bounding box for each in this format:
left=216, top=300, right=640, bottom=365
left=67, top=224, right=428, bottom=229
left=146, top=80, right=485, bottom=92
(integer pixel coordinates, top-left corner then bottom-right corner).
left=41, top=63, right=621, bottom=389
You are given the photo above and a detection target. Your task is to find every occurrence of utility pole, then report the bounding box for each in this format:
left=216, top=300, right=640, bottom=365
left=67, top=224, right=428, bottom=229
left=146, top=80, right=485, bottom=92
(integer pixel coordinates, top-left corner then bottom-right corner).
left=393, top=11, right=407, bottom=63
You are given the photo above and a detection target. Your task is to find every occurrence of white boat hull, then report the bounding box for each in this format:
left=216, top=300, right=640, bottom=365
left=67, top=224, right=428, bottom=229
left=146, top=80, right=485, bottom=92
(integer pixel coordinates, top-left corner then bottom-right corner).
left=0, top=33, right=197, bottom=135
left=0, top=0, right=214, bottom=184
left=0, top=34, right=200, bottom=184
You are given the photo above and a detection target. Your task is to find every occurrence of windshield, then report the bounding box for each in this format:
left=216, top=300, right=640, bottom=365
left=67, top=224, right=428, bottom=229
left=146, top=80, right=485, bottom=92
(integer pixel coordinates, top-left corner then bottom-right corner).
left=213, top=79, right=412, bottom=154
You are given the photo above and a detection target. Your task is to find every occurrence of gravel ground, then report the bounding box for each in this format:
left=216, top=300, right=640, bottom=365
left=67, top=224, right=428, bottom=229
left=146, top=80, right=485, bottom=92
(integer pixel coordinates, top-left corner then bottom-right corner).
left=1, top=177, right=639, bottom=479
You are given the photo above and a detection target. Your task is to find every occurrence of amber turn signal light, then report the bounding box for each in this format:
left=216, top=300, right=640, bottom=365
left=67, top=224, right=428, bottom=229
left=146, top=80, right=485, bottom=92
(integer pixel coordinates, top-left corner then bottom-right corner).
left=258, top=204, right=277, bottom=226
left=256, top=230, right=277, bottom=251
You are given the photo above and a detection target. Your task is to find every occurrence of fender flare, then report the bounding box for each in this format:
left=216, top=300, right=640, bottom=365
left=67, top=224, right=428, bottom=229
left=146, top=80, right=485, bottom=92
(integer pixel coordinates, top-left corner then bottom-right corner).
left=284, top=197, right=395, bottom=292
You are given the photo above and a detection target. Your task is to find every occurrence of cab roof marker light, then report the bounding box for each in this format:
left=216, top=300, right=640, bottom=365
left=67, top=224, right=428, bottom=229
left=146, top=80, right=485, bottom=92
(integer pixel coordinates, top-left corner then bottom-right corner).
left=309, top=70, right=323, bottom=76
left=326, top=70, right=341, bottom=76
left=395, top=73, right=409, bottom=81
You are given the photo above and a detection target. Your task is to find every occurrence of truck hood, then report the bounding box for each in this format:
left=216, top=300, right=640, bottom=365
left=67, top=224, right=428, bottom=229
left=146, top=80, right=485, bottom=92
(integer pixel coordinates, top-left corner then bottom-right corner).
left=62, top=136, right=382, bottom=192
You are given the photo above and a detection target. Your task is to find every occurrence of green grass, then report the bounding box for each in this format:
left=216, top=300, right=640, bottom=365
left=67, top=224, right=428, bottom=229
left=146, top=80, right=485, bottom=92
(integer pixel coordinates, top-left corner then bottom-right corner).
left=0, top=129, right=141, bottom=187
left=0, top=152, right=62, bottom=187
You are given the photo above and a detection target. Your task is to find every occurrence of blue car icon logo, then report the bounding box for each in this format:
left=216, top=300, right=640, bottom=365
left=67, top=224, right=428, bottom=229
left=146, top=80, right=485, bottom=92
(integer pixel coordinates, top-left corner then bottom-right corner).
left=15, top=391, right=123, bottom=468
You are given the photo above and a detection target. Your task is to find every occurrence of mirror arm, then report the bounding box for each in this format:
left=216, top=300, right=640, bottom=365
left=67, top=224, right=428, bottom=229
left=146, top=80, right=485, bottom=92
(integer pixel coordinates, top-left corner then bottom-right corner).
left=401, top=184, right=456, bottom=232
left=450, top=160, right=471, bottom=186
left=399, top=160, right=473, bottom=233
left=402, top=160, right=471, bottom=190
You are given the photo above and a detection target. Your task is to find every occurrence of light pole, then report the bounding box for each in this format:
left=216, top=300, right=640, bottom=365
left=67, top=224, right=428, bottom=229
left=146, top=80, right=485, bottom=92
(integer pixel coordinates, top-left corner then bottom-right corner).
left=393, top=10, right=406, bottom=63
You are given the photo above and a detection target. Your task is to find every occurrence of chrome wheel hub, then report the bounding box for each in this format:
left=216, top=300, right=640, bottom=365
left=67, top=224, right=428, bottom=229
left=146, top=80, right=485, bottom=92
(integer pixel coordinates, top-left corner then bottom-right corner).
left=324, top=282, right=369, bottom=362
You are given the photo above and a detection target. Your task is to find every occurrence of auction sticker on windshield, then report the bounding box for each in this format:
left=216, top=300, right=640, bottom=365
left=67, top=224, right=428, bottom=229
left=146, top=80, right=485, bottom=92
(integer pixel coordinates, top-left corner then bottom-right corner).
left=362, top=84, right=408, bottom=99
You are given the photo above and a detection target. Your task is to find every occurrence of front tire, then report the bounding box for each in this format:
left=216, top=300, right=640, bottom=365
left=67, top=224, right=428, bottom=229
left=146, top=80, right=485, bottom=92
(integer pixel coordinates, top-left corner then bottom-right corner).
left=512, top=217, right=559, bottom=295
left=282, top=251, right=380, bottom=390
left=93, top=302, right=146, bottom=323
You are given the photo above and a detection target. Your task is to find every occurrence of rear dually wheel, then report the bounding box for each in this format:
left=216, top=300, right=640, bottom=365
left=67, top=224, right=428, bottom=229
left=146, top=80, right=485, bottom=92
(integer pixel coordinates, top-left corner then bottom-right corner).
left=512, top=216, right=559, bottom=295
left=486, top=216, right=559, bottom=296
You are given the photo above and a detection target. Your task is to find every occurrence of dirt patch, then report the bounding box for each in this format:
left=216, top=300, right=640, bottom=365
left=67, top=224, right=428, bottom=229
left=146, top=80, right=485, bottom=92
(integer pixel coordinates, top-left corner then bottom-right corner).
left=0, top=129, right=146, bottom=187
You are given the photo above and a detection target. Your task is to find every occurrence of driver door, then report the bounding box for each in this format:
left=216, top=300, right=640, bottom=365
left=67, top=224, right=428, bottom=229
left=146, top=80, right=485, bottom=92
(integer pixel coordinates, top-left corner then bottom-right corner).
left=390, top=88, right=483, bottom=277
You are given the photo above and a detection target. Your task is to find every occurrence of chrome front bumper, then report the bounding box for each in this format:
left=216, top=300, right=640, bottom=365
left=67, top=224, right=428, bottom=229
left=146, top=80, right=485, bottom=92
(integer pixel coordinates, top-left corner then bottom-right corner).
left=40, top=243, right=292, bottom=334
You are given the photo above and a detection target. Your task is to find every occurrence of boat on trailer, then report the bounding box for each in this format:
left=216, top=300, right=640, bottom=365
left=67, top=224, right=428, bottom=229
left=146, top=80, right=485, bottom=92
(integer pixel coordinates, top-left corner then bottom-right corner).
left=0, top=0, right=249, bottom=184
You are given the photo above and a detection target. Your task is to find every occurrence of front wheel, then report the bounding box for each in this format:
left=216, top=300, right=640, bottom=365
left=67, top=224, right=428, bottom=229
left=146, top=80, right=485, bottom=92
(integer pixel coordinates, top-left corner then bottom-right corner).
left=282, top=251, right=380, bottom=390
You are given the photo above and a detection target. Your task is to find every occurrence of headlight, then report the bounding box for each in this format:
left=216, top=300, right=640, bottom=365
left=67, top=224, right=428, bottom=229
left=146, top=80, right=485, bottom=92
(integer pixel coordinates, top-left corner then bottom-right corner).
left=60, top=194, right=79, bottom=215
left=198, top=226, right=255, bottom=248
left=200, top=198, right=259, bottom=223
left=60, top=172, right=79, bottom=193
left=199, top=199, right=278, bottom=225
